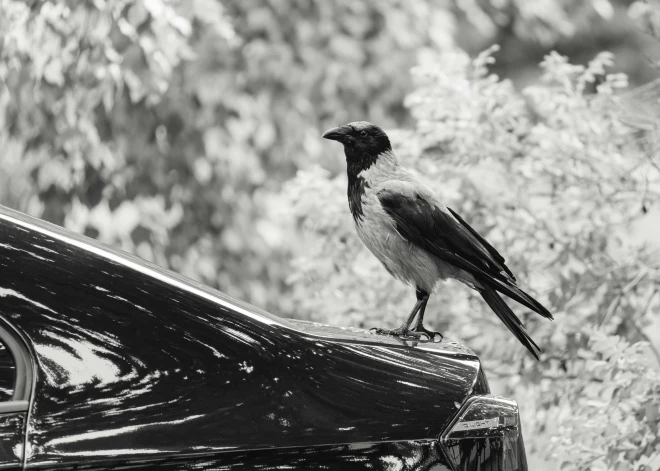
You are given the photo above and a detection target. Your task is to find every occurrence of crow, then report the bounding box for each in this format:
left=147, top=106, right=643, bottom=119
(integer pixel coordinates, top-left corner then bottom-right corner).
left=322, top=121, right=553, bottom=359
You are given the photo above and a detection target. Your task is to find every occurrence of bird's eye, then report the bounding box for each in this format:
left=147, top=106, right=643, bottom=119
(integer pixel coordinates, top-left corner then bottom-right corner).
left=360, top=130, right=368, bottom=137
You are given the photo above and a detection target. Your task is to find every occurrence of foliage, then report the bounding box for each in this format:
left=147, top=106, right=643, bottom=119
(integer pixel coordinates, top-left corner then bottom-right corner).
left=544, top=330, right=660, bottom=470
left=455, top=0, right=618, bottom=46
left=0, top=0, right=453, bottom=309
left=284, top=48, right=660, bottom=469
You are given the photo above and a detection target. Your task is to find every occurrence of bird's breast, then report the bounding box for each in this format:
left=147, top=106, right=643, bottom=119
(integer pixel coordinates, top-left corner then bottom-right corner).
left=354, top=192, right=451, bottom=293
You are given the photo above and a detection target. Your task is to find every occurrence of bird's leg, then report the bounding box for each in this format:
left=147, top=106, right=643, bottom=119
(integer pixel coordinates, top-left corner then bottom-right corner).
left=410, top=288, right=443, bottom=341
left=371, top=294, right=425, bottom=339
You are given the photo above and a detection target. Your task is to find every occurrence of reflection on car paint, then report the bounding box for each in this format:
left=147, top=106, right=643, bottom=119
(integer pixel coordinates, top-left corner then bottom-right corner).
left=0, top=208, right=480, bottom=469
left=0, top=412, right=24, bottom=468
left=27, top=440, right=453, bottom=470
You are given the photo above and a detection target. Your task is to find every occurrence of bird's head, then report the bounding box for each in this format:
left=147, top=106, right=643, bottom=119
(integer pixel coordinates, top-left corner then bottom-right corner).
left=322, top=121, right=391, bottom=172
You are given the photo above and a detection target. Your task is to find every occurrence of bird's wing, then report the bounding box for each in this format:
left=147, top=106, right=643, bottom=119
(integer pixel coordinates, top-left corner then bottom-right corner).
left=377, top=183, right=512, bottom=283
left=377, top=183, right=552, bottom=320
left=446, top=207, right=516, bottom=282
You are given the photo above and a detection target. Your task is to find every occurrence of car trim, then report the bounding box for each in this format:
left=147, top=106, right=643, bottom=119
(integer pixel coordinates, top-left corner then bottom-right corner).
left=0, top=400, right=28, bottom=413
left=0, top=319, right=37, bottom=469
left=0, top=322, right=33, bottom=404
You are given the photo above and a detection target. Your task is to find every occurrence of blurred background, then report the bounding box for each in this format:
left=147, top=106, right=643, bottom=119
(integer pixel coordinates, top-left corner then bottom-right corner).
left=2, top=0, right=660, bottom=469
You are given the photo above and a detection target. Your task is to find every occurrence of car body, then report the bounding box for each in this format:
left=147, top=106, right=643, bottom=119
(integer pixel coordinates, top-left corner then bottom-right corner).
left=0, top=204, right=528, bottom=470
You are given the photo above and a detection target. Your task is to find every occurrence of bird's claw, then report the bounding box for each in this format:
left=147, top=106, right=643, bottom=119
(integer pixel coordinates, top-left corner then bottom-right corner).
left=370, top=326, right=425, bottom=341
left=410, top=325, right=443, bottom=342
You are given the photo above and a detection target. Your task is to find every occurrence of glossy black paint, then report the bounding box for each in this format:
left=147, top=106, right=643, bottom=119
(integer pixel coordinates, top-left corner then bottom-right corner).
left=0, top=412, right=24, bottom=470
left=0, top=206, right=484, bottom=469
left=27, top=441, right=452, bottom=471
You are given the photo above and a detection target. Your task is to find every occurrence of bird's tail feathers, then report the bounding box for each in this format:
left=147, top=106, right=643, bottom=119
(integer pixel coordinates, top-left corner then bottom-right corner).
left=479, top=287, right=541, bottom=361
left=487, top=277, right=553, bottom=320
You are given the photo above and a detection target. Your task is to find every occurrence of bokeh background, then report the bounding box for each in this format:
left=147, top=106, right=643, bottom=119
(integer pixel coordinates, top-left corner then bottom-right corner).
left=2, top=0, right=660, bottom=469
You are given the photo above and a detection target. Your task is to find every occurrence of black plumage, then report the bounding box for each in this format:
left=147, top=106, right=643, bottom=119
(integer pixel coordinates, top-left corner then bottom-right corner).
left=379, top=190, right=552, bottom=359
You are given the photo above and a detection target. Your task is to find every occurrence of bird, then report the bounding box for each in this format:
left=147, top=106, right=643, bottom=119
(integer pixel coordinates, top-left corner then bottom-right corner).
left=322, top=121, right=553, bottom=360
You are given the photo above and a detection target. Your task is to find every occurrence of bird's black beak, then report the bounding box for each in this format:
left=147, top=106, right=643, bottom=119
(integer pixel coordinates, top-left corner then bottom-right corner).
left=322, top=126, right=349, bottom=142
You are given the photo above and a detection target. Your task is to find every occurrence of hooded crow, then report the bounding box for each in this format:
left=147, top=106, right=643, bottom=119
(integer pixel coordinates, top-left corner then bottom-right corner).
left=322, top=121, right=553, bottom=360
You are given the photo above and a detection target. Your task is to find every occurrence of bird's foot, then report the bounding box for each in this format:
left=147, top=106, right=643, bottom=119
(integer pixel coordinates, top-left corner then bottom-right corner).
left=410, top=325, right=443, bottom=342
left=369, top=326, right=423, bottom=340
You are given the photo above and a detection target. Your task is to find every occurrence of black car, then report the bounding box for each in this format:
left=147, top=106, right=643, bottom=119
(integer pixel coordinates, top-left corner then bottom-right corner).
left=0, top=204, right=527, bottom=470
